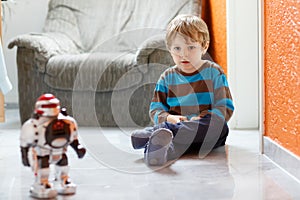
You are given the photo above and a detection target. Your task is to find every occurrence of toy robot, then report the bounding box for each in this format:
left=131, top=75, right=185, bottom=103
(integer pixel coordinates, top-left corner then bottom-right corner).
left=20, top=93, right=86, bottom=199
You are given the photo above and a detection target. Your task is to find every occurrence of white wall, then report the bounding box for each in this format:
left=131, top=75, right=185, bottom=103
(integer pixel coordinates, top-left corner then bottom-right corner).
left=2, top=0, right=49, bottom=103
left=227, top=0, right=259, bottom=129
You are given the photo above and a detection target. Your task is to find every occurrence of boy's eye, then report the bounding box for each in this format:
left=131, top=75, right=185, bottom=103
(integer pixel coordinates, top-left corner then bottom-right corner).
left=173, top=47, right=181, bottom=51
left=188, top=46, right=196, bottom=50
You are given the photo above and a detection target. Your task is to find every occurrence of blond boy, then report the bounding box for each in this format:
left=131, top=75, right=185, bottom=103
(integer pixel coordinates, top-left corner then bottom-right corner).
left=131, top=15, right=234, bottom=166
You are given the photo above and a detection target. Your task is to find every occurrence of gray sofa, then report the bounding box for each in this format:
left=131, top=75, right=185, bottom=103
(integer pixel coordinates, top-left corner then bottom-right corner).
left=9, top=0, right=209, bottom=127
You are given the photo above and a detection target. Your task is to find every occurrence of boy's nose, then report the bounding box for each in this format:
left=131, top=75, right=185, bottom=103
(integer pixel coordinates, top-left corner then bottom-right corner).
left=180, top=49, right=188, bottom=57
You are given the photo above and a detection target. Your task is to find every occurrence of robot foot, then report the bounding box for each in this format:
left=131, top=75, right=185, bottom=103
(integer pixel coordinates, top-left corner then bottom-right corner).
left=30, top=182, right=57, bottom=199
left=55, top=178, right=77, bottom=195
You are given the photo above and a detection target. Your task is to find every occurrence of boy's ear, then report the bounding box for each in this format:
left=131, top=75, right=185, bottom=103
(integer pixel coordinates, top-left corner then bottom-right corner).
left=204, top=41, right=209, bottom=50
left=202, top=41, right=209, bottom=55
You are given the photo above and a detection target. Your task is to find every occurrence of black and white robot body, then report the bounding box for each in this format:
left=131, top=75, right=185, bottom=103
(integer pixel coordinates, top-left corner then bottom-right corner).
left=26, top=114, right=75, bottom=152
left=45, top=119, right=71, bottom=149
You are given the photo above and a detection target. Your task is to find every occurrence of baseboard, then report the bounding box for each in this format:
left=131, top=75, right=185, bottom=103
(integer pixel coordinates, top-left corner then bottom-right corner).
left=263, top=136, right=300, bottom=182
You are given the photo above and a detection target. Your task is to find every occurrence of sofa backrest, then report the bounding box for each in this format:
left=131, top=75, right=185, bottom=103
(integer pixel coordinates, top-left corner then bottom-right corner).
left=44, top=0, right=200, bottom=52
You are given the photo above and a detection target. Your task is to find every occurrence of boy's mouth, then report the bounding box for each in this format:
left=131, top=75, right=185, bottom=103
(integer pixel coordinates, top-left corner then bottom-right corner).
left=181, top=61, right=190, bottom=64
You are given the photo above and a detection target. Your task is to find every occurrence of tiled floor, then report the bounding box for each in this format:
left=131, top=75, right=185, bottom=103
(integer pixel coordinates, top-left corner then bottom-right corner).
left=0, top=109, right=299, bottom=200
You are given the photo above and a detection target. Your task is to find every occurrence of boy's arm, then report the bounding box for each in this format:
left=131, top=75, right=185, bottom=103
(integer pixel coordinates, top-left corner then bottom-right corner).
left=211, top=71, right=234, bottom=122
left=149, top=70, right=189, bottom=124
left=149, top=75, right=170, bottom=124
left=149, top=91, right=169, bottom=124
left=150, top=101, right=188, bottom=124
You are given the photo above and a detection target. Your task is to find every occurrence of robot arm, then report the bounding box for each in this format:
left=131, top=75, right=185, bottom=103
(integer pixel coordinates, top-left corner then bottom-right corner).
left=58, top=110, right=86, bottom=158
left=20, top=120, right=36, bottom=167
left=20, top=146, right=30, bottom=166
left=20, top=119, right=35, bottom=167
left=61, top=113, right=86, bottom=158
left=70, top=139, right=86, bottom=158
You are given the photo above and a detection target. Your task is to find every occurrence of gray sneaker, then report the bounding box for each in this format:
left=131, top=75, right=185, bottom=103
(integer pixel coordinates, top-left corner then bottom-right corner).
left=131, top=127, right=154, bottom=149
left=144, top=128, right=173, bottom=166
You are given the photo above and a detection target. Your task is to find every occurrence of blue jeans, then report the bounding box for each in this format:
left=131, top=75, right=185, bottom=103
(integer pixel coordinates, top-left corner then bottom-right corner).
left=131, top=114, right=229, bottom=159
left=163, top=114, right=228, bottom=158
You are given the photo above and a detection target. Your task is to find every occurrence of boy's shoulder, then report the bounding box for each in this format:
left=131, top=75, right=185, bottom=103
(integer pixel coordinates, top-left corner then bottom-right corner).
left=201, top=60, right=225, bottom=74
left=160, top=66, right=178, bottom=77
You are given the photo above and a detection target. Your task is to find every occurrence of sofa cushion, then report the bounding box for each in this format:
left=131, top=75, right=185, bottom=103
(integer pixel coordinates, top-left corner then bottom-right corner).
left=44, top=52, right=143, bottom=92
left=44, top=0, right=199, bottom=52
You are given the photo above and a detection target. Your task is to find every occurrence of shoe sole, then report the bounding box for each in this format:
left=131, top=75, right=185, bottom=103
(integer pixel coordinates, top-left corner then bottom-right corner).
left=30, top=187, right=57, bottom=198
left=57, top=185, right=77, bottom=195
left=145, top=128, right=173, bottom=166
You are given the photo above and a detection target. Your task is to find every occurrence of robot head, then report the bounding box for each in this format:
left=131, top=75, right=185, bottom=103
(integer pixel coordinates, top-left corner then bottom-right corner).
left=34, top=94, right=60, bottom=117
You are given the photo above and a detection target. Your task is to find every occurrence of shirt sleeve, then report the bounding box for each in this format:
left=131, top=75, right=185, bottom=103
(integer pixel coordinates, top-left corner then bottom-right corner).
left=210, top=70, right=234, bottom=122
left=149, top=74, right=170, bottom=125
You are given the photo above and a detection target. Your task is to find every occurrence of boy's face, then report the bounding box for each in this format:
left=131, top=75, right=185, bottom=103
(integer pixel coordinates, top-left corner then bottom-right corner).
left=169, top=34, right=208, bottom=73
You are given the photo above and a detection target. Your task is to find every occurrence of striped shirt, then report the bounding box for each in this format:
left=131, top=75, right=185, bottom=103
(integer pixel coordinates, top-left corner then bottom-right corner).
left=150, top=61, right=234, bottom=125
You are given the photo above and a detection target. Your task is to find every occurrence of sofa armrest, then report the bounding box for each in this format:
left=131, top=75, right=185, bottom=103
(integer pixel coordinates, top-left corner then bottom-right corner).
left=135, top=34, right=168, bottom=66
left=8, top=32, right=81, bottom=73
left=8, top=32, right=81, bottom=72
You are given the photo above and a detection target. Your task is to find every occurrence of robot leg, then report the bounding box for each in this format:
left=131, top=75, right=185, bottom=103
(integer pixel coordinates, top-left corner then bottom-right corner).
left=54, top=153, right=77, bottom=195
left=30, top=156, right=57, bottom=199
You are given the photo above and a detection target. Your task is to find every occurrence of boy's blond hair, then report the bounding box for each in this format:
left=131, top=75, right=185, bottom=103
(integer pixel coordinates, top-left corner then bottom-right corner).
left=166, top=14, right=210, bottom=49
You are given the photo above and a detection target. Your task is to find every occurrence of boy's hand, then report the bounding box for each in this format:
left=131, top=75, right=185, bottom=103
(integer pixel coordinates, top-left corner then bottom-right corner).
left=167, top=115, right=188, bottom=124
left=190, top=116, right=201, bottom=121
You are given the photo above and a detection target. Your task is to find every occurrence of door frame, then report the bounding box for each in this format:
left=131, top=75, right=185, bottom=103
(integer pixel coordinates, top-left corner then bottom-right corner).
left=226, top=0, right=260, bottom=130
